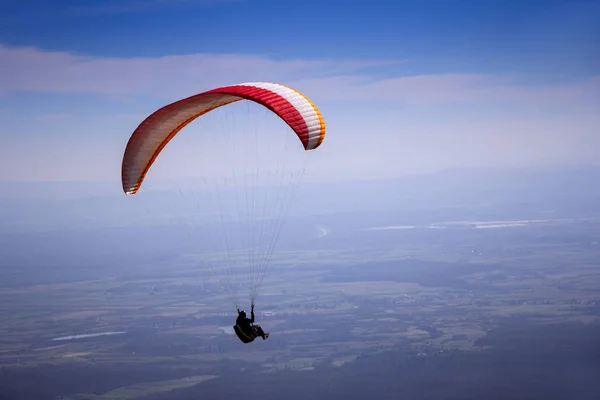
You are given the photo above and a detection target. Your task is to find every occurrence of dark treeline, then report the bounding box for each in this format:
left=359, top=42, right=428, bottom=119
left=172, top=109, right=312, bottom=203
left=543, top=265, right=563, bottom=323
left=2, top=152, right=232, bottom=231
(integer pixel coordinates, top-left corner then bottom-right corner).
left=140, top=318, right=600, bottom=400
left=2, top=318, right=599, bottom=400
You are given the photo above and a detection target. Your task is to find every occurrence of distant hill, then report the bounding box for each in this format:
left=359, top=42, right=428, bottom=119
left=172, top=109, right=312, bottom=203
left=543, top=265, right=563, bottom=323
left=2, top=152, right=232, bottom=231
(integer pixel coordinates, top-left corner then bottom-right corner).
left=1, top=165, right=600, bottom=232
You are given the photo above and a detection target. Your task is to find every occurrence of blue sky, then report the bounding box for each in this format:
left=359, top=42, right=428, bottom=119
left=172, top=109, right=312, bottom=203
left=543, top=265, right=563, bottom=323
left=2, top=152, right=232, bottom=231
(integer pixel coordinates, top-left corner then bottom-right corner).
left=1, top=0, right=599, bottom=184
left=3, top=0, right=598, bottom=77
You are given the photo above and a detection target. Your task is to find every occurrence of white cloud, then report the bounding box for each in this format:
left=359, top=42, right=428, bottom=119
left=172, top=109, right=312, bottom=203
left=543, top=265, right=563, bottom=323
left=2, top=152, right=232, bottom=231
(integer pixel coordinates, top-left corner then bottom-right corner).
left=290, top=74, right=600, bottom=109
left=2, top=44, right=597, bottom=111
left=1, top=44, right=599, bottom=183
left=0, top=44, right=396, bottom=98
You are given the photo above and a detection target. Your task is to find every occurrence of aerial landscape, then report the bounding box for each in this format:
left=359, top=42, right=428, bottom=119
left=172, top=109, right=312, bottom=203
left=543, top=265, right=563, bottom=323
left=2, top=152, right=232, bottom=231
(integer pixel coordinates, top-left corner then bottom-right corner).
left=1, top=0, right=599, bottom=399
left=2, top=167, right=600, bottom=399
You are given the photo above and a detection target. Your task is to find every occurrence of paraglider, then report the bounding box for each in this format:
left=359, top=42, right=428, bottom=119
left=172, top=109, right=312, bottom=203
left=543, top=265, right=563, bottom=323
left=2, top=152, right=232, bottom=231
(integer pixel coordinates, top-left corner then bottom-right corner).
left=234, top=303, right=269, bottom=343
left=121, top=82, right=326, bottom=343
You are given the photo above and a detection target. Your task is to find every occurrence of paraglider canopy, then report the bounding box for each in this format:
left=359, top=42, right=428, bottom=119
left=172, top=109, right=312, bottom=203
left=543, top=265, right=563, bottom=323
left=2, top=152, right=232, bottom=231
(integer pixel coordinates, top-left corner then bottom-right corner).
left=121, top=82, right=326, bottom=195
left=120, top=81, right=326, bottom=310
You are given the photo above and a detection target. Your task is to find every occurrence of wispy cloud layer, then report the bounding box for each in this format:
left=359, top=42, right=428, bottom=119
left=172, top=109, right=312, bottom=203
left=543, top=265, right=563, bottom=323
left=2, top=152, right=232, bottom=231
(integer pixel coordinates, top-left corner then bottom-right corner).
left=292, top=74, right=600, bottom=108
left=2, top=44, right=597, bottom=110
left=0, top=44, right=395, bottom=98
left=1, top=44, right=598, bottom=182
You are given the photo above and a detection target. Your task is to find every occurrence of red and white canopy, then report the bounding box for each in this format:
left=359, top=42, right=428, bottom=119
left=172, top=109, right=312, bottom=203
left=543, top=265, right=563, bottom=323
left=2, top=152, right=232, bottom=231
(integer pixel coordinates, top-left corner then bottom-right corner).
left=121, top=82, right=326, bottom=195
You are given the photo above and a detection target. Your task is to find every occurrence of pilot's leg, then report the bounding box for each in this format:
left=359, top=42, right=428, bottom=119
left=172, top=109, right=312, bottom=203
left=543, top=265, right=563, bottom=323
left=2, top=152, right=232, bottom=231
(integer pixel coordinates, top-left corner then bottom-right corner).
left=254, top=325, right=269, bottom=339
